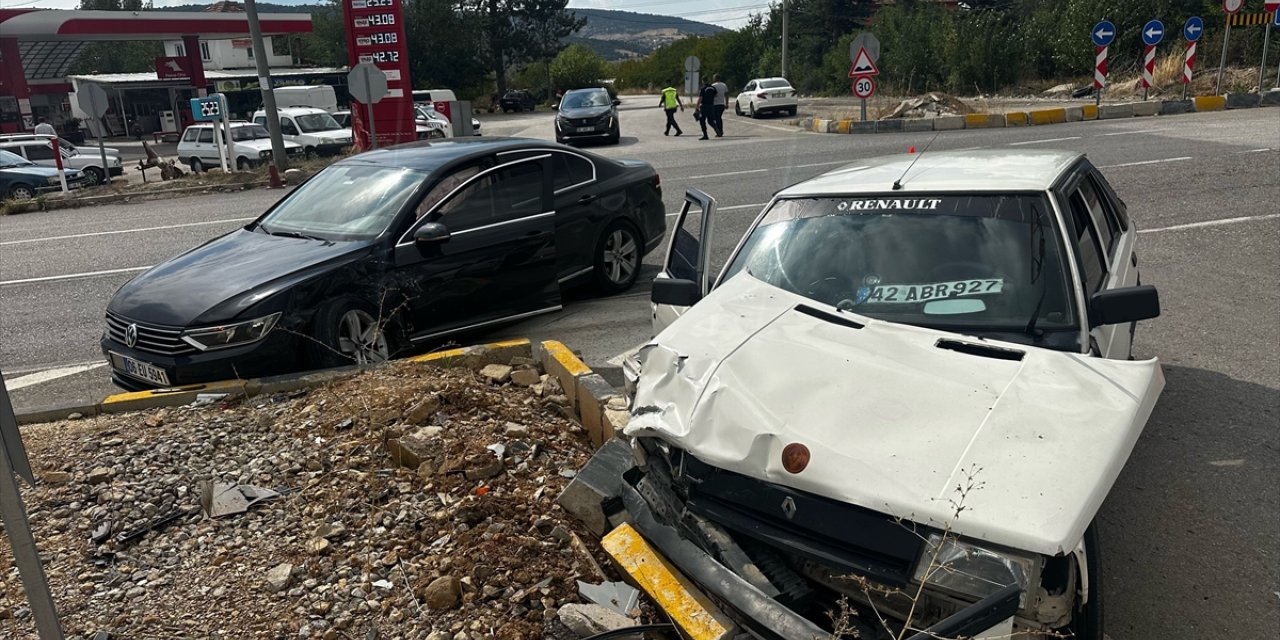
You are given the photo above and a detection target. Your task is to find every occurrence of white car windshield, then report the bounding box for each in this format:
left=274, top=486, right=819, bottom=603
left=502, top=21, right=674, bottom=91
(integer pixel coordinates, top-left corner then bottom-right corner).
left=296, top=113, right=343, bottom=132
left=231, top=125, right=271, bottom=141
left=719, top=195, right=1079, bottom=347
left=758, top=79, right=791, bottom=89
left=0, top=149, right=32, bottom=167
left=256, top=164, right=424, bottom=241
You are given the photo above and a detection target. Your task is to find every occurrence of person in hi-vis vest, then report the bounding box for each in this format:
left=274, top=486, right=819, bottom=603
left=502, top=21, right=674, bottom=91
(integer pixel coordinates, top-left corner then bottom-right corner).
left=659, top=86, right=684, bottom=137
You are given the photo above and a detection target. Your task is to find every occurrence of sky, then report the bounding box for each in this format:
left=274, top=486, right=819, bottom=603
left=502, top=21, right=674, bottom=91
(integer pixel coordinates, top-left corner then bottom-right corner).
left=4, top=1, right=764, bottom=29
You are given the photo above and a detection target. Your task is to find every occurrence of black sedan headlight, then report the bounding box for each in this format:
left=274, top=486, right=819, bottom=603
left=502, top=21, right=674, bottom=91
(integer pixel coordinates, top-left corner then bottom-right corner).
left=180, top=312, right=281, bottom=351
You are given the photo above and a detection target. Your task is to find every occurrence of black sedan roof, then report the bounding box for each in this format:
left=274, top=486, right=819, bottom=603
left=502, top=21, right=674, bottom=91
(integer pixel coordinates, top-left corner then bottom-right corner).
left=337, top=137, right=574, bottom=172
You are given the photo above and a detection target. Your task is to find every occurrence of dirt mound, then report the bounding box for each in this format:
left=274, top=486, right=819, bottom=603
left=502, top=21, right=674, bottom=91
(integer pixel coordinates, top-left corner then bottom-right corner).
left=0, top=361, right=607, bottom=639
left=881, top=92, right=974, bottom=119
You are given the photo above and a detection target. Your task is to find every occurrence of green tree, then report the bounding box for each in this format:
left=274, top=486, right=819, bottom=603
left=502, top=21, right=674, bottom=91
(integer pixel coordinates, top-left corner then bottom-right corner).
left=70, top=0, right=163, bottom=74
left=521, top=0, right=587, bottom=103
left=550, top=44, right=607, bottom=91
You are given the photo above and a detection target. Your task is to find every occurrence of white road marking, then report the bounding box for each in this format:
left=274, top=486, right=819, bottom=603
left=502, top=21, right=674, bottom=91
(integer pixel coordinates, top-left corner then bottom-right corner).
left=1099, top=129, right=1168, bottom=137
left=1238, top=148, right=1275, bottom=153
left=1009, top=136, right=1082, bottom=146
left=1139, top=213, right=1280, bottom=234
left=793, top=160, right=858, bottom=169
left=0, top=217, right=255, bottom=247
left=681, top=168, right=769, bottom=180
left=3, top=360, right=105, bottom=377
left=5, top=362, right=106, bottom=391
left=0, top=265, right=151, bottom=287
left=731, top=117, right=808, bottom=134
left=1208, top=459, right=1245, bottom=467
left=1099, top=156, right=1193, bottom=168
left=666, top=202, right=765, bottom=218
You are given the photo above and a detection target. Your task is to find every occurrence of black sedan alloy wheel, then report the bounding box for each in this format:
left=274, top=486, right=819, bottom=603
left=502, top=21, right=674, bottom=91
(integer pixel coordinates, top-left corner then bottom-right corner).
left=595, top=221, right=641, bottom=293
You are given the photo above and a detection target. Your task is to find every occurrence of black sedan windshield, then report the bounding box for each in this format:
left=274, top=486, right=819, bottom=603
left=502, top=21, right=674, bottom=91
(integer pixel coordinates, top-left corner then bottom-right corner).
left=257, top=164, right=425, bottom=241
left=721, top=195, right=1079, bottom=343
left=561, top=90, right=609, bottom=109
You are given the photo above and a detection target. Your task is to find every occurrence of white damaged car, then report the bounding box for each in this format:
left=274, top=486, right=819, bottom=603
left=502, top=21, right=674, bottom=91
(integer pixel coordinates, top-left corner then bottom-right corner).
left=613, top=150, right=1163, bottom=639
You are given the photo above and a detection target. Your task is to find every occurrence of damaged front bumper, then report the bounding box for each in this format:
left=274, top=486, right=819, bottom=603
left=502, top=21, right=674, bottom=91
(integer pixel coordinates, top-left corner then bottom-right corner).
left=561, top=439, right=1027, bottom=640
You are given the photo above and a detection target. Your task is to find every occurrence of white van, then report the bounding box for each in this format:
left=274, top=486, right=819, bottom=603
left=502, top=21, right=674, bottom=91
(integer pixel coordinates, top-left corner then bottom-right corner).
left=176, top=122, right=302, bottom=172
left=273, top=85, right=339, bottom=114
left=252, top=107, right=352, bottom=158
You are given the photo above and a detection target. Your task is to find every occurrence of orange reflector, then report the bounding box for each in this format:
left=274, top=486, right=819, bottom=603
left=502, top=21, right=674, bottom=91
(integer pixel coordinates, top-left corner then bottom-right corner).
left=781, top=443, right=810, bottom=474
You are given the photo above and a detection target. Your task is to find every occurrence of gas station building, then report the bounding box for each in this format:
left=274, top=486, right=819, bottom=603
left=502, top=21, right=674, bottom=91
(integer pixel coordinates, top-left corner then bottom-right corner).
left=0, top=6, right=340, bottom=140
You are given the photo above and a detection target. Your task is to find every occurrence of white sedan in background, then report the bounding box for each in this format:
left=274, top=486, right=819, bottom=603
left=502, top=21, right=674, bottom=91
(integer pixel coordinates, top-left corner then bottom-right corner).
left=734, top=77, right=798, bottom=118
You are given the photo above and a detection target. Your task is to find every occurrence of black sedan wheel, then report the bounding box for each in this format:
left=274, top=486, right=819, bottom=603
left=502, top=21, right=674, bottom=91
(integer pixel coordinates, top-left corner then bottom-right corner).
left=594, top=221, right=641, bottom=293
left=7, top=184, right=36, bottom=201
left=311, top=298, right=393, bottom=367
left=1067, top=523, right=1104, bottom=640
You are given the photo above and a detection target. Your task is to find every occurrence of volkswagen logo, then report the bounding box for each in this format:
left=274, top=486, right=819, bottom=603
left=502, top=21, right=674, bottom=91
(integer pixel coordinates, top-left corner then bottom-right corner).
left=781, top=496, right=797, bottom=520
left=124, top=323, right=138, bottom=348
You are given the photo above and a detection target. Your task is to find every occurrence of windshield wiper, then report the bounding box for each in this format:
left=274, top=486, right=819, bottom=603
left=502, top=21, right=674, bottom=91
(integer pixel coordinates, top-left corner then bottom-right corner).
left=262, top=227, right=329, bottom=243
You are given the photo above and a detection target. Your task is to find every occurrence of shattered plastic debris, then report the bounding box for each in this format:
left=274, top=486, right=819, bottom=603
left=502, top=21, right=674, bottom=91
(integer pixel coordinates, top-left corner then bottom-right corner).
left=199, top=482, right=282, bottom=519
left=577, top=580, right=640, bottom=616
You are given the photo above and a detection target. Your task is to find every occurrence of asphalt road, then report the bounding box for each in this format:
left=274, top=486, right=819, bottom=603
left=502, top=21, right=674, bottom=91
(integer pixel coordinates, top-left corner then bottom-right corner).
left=2, top=99, right=1278, bottom=638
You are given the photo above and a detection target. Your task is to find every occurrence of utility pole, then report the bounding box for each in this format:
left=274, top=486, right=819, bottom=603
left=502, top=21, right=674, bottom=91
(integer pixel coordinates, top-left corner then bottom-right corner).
left=781, top=0, right=789, bottom=78
left=244, top=0, right=288, bottom=174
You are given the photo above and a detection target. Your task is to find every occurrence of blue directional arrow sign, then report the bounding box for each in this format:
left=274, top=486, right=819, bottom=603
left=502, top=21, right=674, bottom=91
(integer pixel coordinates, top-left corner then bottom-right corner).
left=1092, top=20, right=1117, bottom=47
left=1183, top=16, right=1204, bottom=42
left=1142, top=19, right=1165, bottom=46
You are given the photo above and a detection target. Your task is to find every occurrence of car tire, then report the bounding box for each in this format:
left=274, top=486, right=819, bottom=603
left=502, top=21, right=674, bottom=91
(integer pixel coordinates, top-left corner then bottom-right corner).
left=734, top=101, right=743, bottom=116
left=309, top=296, right=397, bottom=368
left=608, top=128, right=620, bottom=145
left=1066, top=523, right=1105, bottom=640
left=189, top=157, right=204, bottom=173
left=592, top=219, right=642, bottom=294
left=83, top=166, right=106, bottom=186
left=6, top=184, right=35, bottom=201
left=237, top=157, right=252, bottom=171
left=749, top=102, right=757, bottom=119
left=787, top=107, right=798, bottom=117
left=304, top=147, right=318, bottom=160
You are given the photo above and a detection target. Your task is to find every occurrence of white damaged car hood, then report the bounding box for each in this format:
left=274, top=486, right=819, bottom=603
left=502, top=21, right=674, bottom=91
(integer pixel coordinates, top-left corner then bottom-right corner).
left=627, top=274, right=1164, bottom=556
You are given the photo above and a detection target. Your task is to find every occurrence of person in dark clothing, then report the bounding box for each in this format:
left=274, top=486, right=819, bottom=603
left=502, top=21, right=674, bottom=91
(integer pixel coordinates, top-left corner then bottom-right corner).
left=697, top=80, right=718, bottom=140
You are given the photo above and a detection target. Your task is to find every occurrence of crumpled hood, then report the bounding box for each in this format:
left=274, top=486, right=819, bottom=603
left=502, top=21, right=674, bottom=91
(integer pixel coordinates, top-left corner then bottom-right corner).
left=109, top=229, right=368, bottom=327
left=627, top=274, right=1164, bottom=556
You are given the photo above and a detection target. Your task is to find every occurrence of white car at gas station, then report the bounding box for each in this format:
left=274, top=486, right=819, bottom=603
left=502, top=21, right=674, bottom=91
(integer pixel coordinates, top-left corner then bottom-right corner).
left=600, top=150, right=1163, bottom=639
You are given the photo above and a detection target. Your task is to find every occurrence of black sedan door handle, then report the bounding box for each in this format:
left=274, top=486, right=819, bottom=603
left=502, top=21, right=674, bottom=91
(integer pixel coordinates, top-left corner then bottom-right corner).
left=577, top=194, right=597, bottom=205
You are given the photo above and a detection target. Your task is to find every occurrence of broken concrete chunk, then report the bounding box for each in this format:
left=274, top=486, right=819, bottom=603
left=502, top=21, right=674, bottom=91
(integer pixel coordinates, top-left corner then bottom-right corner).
left=557, top=603, right=635, bottom=637
left=542, top=376, right=564, bottom=398
left=314, top=522, right=347, bottom=540
left=463, top=456, right=505, bottom=481
left=87, top=467, right=113, bottom=485
left=265, top=563, right=294, bottom=592
left=423, top=575, right=461, bottom=610
left=307, top=537, right=330, bottom=554
left=479, top=364, right=513, bottom=384
left=405, top=393, right=442, bottom=424
left=604, top=409, right=630, bottom=435
left=555, top=438, right=632, bottom=536
left=503, top=422, right=530, bottom=437
left=43, top=471, right=71, bottom=485
left=387, top=435, right=432, bottom=469
left=510, top=369, right=542, bottom=387
left=605, top=397, right=629, bottom=411
left=509, top=356, right=539, bottom=368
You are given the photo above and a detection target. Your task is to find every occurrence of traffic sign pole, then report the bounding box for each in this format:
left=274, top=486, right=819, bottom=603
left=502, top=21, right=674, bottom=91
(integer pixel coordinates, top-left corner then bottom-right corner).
left=50, top=138, right=68, bottom=193
left=1143, top=44, right=1156, bottom=100
left=365, top=73, right=378, bottom=150
left=1183, top=40, right=1197, bottom=99
left=1095, top=46, right=1108, bottom=106
left=212, top=114, right=229, bottom=172
left=1261, top=13, right=1275, bottom=95
left=1217, top=22, right=1231, bottom=94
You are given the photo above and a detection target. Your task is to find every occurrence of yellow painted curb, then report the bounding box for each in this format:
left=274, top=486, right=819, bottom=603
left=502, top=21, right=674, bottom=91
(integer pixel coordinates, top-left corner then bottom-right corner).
left=964, top=113, right=1004, bottom=129
left=541, top=339, right=592, bottom=409
left=1193, top=95, right=1227, bottom=112
left=835, top=119, right=851, bottom=134
left=1029, top=108, right=1067, bottom=125
left=101, top=380, right=246, bottom=406
left=1005, top=112, right=1029, bottom=126
left=408, top=338, right=531, bottom=364
left=541, top=340, right=591, bottom=377
left=1081, top=104, right=1099, bottom=121
left=602, top=523, right=736, bottom=640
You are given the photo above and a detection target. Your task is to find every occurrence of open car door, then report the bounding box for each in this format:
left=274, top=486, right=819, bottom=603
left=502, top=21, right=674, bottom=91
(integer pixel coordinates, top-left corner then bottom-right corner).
left=651, top=188, right=717, bottom=334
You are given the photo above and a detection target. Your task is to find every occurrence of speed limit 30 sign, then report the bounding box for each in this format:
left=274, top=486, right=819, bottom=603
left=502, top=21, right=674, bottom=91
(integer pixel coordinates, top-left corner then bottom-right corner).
left=853, top=75, right=876, bottom=99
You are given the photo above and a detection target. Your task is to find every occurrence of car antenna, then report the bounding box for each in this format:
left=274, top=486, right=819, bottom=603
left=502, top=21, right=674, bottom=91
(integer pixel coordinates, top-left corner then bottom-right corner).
left=892, top=131, right=941, bottom=191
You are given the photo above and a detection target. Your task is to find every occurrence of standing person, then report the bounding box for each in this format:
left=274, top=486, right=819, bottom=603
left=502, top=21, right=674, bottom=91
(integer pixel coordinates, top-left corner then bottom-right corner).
left=659, top=85, right=684, bottom=136
left=33, top=117, right=56, bottom=136
left=697, top=78, right=718, bottom=140
left=711, top=73, right=728, bottom=137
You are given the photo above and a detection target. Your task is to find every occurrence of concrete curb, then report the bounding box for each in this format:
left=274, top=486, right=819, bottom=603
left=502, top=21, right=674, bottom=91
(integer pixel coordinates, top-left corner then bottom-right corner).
left=800, top=93, right=1276, bottom=136
left=14, top=338, right=539, bottom=425
left=2, top=180, right=276, bottom=215
left=536, top=340, right=628, bottom=445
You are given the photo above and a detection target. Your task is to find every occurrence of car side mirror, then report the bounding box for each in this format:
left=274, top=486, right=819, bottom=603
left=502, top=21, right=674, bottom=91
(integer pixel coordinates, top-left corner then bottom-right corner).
left=651, top=278, right=701, bottom=307
left=414, top=222, right=451, bottom=243
left=611, top=99, right=622, bottom=106
left=1088, top=285, right=1160, bottom=328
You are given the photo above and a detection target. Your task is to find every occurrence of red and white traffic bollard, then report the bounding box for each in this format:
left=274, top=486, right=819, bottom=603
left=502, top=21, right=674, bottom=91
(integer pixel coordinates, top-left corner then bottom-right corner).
left=1183, top=40, right=1197, bottom=99
left=1142, top=44, right=1157, bottom=100
left=1094, top=45, right=1108, bottom=105
left=50, top=138, right=68, bottom=194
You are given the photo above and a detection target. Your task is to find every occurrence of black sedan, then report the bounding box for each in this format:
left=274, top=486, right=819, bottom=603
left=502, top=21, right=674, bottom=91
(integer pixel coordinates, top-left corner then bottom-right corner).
left=500, top=90, right=537, bottom=113
left=101, top=137, right=665, bottom=390
left=555, top=88, right=620, bottom=145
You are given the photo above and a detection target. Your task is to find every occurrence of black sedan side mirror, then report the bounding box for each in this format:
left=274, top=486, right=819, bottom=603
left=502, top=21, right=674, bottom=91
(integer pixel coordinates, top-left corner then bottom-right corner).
left=1089, top=285, right=1160, bottom=328
left=611, top=99, right=622, bottom=106
left=414, top=222, right=451, bottom=243
left=651, top=278, right=701, bottom=307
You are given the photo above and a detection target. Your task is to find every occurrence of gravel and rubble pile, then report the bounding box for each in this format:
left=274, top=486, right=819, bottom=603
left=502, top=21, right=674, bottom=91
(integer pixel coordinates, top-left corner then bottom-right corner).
left=0, top=360, right=628, bottom=639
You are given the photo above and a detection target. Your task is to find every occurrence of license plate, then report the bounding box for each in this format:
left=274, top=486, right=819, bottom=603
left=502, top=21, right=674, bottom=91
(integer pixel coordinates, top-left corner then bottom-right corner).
left=575, top=127, right=596, bottom=133
left=773, top=92, right=787, bottom=98
left=110, top=353, right=171, bottom=386
left=867, top=279, right=1004, bottom=304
